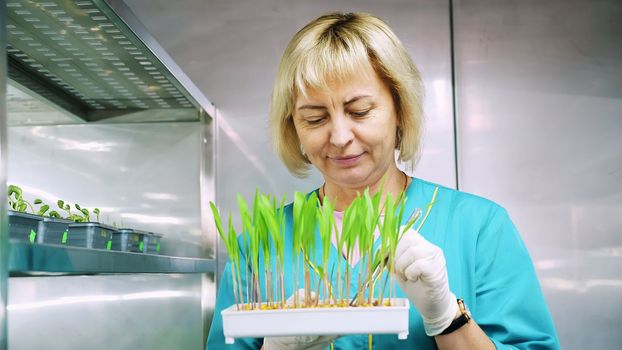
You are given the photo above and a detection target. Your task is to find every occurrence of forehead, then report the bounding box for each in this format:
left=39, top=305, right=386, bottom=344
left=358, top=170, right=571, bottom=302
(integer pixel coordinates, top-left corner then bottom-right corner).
left=294, top=60, right=377, bottom=101
left=295, top=69, right=384, bottom=107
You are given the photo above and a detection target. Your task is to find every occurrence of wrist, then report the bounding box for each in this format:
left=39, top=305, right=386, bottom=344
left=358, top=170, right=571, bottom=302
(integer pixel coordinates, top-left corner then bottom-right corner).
left=422, top=292, right=459, bottom=336
left=438, top=298, right=472, bottom=336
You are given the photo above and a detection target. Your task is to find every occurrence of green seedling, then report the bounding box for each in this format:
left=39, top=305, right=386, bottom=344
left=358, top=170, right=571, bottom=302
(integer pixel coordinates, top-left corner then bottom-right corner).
left=238, top=193, right=263, bottom=309
left=7, top=185, right=34, bottom=213
left=257, top=193, right=287, bottom=308
left=210, top=185, right=439, bottom=312
left=210, top=201, right=243, bottom=310
left=317, top=196, right=336, bottom=305
left=37, top=205, right=50, bottom=216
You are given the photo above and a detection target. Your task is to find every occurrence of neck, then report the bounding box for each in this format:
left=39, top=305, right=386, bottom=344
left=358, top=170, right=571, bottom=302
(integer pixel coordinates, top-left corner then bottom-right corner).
left=321, top=168, right=410, bottom=212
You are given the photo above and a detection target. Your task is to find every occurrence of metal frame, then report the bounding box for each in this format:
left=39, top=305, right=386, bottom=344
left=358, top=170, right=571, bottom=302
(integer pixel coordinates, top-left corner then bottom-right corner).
left=8, top=241, right=215, bottom=274
left=1, top=1, right=8, bottom=348
left=199, top=104, right=217, bottom=346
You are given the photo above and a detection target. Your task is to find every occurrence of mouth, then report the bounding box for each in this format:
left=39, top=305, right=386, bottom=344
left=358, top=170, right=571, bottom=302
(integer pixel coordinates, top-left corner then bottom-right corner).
left=329, top=153, right=364, bottom=166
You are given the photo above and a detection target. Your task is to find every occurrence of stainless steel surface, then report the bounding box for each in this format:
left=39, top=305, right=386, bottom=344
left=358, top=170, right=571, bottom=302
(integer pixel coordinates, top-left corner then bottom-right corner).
left=199, top=112, right=216, bottom=261
left=1, top=2, right=9, bottom=348
left=201, top=272, right=216, bottom=347
left=6, top=0, right=214, bottom=124
left=102, top=0, right=215, bottom=118
left=7, top=80, right=83, bottom=125
left=8, top=273, right=207, bottom=349
left=7, top=122, right=209, bottom=258
left=453, top=0, right=622, bottom=348
left=9, top=241, right=215, bottom=274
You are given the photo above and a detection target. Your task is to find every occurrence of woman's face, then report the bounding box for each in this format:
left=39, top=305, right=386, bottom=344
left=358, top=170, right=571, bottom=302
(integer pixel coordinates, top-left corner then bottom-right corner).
left=293, top=68, right=399, bottom=189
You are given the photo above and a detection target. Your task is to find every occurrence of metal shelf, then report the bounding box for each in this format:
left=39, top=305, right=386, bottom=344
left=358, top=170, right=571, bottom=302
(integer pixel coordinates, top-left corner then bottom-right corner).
left=8, top=240, right=215, bottom=275
left=6, top=0, right=215, bottom=125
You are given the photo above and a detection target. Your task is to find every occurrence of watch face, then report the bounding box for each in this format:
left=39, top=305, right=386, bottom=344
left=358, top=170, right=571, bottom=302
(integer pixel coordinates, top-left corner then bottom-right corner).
left=458, top=299, right=471, bottom=318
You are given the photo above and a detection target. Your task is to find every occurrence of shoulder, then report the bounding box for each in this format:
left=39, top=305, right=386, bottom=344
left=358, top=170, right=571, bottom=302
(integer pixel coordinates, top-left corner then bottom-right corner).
left=410, top=177, right=506, bottom=217
left=407, top=178, right=516, bottom=244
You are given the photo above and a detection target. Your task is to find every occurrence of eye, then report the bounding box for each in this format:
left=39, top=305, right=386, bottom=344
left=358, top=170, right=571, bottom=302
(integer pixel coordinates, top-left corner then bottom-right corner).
left=304, top=116, right=327, bottom=126
left=350, top=109, right=370, bottom=118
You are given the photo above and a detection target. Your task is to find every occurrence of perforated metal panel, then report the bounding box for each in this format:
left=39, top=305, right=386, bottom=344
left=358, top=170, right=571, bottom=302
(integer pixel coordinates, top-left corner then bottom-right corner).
left=5, top=0, right=212, bottom=124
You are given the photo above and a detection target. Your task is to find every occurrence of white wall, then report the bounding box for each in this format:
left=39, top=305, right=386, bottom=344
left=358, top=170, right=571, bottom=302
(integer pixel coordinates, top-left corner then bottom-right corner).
left=453, top=1, right=622, bottom=348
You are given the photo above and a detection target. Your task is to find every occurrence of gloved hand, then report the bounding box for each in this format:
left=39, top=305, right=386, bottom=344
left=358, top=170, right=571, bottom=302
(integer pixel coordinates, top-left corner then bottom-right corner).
left=263, top=289, right=339, bottom=350
left=393, top=229, right=458, bottom=336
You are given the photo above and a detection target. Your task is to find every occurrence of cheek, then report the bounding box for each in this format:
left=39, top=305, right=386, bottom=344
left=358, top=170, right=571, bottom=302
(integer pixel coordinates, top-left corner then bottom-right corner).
left=297, top=129, right=322, bottom=156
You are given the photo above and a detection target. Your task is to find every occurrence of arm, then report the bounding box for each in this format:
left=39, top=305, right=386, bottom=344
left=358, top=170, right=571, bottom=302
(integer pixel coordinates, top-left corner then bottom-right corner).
left=394, top=205, right=560, bottom=349
left=435, top=310, right=495, bottom=350
left=471, top=207, right=560, bottom=349
left=394, top=232, right=494, bottom=350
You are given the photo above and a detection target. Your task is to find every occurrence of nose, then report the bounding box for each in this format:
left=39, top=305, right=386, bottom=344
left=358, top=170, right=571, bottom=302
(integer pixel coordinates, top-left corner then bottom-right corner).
left=329, top=115, right=354, bottom=148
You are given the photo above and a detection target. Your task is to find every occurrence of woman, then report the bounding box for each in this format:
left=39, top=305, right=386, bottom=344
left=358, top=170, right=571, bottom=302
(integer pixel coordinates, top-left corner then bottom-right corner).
left=207, top=12, right=560, bottom=350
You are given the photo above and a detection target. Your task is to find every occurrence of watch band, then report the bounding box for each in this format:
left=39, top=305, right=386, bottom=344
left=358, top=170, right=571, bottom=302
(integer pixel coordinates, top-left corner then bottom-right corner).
left=439, top=299, right=471, bottom=335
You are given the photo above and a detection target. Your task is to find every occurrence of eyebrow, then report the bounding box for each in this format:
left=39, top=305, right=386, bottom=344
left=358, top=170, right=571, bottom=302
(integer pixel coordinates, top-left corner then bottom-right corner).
left=296, top=95, right=372, bottom=111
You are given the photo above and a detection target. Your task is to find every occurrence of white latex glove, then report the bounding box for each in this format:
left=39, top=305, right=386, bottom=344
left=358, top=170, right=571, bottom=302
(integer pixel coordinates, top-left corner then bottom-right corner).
left=393, top=229, right=458, bottom=336
left=263, top=289, right=339, bottom=350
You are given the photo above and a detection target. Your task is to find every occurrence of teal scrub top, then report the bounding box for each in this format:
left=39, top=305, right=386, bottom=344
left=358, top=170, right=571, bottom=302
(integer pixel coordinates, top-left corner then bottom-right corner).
left=206, top=178, right=561, bottom=349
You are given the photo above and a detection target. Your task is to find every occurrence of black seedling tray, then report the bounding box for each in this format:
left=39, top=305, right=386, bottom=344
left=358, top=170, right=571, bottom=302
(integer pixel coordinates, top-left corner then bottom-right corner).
left=66, top=222, right=115, bottom=250
left=37, top=217, right=73, bottom=245
left=8, top=210, right=43, bottom=243
left=144, top=233, right=162, bottom=254
left=111, top=228, right=148, bottom=252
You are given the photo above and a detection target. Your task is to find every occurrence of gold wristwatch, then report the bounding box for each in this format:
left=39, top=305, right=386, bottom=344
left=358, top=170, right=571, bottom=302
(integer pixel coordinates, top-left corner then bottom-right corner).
left=439, top=299, right=471, bottom=335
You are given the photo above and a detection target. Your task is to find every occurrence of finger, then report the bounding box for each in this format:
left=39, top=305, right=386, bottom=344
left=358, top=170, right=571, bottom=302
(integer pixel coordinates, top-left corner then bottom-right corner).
left=394, top=243, right=424, bottom=274
left=403, top=249, right=447, bottom=283
left=395, top=231, right=428, bottom=258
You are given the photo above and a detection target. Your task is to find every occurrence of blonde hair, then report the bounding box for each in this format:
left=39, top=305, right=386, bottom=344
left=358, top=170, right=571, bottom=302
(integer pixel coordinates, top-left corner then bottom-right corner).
left=270, top=12, right=424, bottom=177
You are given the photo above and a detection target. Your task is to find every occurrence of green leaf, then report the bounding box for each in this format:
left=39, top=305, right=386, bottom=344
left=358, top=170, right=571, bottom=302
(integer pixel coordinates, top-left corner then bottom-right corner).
left=37, top=205, right=50, bottom=216
left=209, top=202, right=227, bottom=242
left=34, top=198, right=43, bottom=205
left=57, top=200, right=65, bottom=209
left=8, top=185, right=22, bottom=199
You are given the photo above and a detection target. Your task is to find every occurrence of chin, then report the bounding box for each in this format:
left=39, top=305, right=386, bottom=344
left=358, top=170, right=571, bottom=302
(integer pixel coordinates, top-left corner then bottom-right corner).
left=329, top=169, right=373, bottom=188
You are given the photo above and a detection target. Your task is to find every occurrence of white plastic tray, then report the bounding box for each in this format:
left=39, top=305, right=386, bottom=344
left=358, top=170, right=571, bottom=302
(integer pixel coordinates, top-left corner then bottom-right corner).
left=221, top=298, right=410, bottom=344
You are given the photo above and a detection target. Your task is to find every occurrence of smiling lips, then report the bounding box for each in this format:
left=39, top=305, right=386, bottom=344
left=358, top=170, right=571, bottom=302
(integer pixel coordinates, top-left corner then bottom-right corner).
left=329, top=153, right=364, bottom=167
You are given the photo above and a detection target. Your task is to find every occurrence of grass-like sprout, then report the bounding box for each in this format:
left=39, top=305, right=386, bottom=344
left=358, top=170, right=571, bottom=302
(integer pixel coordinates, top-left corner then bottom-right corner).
left=340, top=198, right=359, bottom=305
left=210, top=185, right=440, bottom=312
left=210, top=202, right=243, bottom=310
left=292, top=191, right=322, bottom=307
left=258, top=194, right=287, bottom=308
left=237, top=193, right=261, bottom=309
left=300, top=192, right=319, bottom=307
left=317, top=196, right=336, bottom=305
left=252, top=190, right=273, bottom=309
